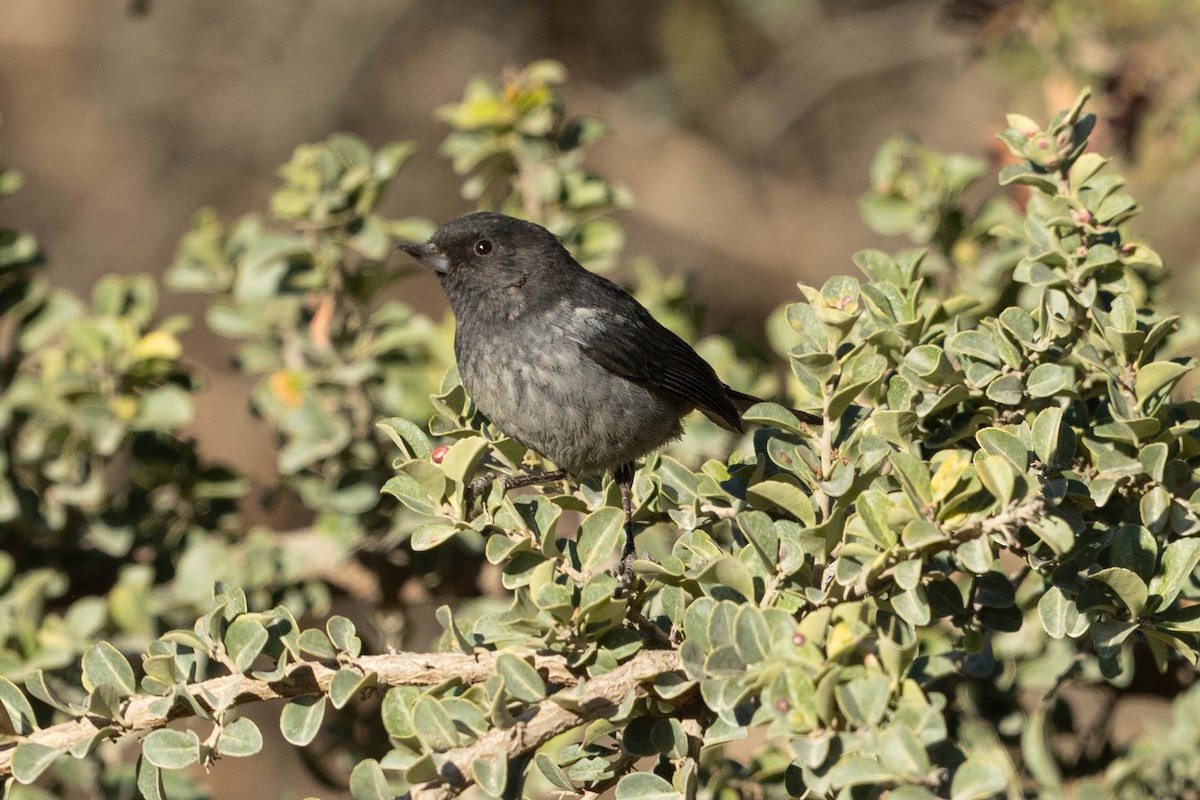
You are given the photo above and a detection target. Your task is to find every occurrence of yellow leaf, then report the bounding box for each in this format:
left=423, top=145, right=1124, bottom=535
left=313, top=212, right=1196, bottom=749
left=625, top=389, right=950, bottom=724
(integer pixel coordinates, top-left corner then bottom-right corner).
left=131, top=330, right=181, bottom=361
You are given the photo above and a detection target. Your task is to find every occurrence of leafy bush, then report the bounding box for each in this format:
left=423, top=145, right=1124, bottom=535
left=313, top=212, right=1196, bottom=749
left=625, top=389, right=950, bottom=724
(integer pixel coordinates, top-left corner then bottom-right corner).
left=1, top=65, right=1199, bottom=800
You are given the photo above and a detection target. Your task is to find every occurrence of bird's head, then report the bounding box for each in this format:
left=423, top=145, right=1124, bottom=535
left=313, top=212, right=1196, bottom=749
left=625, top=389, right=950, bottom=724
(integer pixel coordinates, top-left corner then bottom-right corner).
left=399, top=212, right=575, bottom=320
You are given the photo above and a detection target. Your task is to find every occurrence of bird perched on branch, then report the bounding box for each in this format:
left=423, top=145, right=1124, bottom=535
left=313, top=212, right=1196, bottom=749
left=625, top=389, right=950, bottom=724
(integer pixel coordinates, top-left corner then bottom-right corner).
left=400, top=212, right=818, bottom=572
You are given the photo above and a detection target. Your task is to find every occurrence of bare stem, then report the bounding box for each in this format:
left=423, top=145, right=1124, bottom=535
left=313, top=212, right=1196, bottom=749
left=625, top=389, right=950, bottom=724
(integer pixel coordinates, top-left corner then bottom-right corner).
left=0, top=651, right=583, bottom=779
left=407, top=650, right=681, bottom=800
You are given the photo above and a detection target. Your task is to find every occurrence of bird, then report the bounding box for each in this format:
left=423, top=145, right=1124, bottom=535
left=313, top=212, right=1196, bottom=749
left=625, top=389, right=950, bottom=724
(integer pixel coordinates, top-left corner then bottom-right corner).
left=399, top=211, right=819, bottom=569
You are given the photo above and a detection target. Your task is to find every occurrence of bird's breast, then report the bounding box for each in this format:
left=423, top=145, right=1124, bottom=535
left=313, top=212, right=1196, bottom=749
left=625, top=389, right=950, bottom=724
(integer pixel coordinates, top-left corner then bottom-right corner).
left=454, top=312, right=682, bottom=475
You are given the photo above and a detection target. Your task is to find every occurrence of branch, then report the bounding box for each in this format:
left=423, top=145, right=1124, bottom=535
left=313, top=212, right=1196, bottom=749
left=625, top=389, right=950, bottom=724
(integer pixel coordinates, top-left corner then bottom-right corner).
left=407, top=650, right=682, bottom=800
left=0, top=650, right=579, bottom=779
left=825, top=493, right=1047, bottom=607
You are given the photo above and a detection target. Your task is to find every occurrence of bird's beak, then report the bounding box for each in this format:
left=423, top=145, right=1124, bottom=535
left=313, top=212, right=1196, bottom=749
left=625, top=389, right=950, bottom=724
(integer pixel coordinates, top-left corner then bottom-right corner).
left=398, top=241, right=450, bottom=274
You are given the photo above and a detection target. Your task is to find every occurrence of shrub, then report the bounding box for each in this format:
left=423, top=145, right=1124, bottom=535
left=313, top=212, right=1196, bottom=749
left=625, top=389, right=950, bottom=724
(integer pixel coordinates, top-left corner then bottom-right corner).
left=1, top=66, right=1198, bottom=800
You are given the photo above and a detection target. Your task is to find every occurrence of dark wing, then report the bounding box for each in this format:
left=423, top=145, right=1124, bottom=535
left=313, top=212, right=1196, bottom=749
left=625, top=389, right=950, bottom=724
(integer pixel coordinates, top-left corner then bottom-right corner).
left=568, top=277, right=744, bottom=432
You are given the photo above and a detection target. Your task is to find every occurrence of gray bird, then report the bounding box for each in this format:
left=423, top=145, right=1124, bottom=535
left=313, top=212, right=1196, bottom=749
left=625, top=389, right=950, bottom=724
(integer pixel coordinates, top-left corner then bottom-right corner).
left=400, top=212, right=818, bottom=564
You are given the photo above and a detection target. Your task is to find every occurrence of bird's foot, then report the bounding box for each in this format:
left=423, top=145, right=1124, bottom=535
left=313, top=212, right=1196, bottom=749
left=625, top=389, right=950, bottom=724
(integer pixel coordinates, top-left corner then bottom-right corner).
left=463, top=469, right=571, bottom=514
left=463, top=471, right=498, bottom=514
left=614, top=549, right=638, bottom=593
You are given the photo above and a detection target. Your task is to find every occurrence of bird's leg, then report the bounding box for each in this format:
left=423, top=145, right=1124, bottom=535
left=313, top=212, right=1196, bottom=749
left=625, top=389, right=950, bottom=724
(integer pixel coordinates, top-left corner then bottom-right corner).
left=463, top=468, right=571, bottom=513
left=615, top=461, right=637, bottom=586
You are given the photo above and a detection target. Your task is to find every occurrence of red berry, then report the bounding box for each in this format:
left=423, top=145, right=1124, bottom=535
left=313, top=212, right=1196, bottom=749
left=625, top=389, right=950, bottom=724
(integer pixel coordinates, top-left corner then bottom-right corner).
left=431, top=445, right=450, bottom=464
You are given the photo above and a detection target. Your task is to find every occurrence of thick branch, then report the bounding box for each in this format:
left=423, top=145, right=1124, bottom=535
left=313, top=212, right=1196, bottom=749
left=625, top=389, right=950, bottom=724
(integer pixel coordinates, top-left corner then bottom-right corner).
left=0, top=651, right=579, bottom=778
left=408, top=650, right=682, bottom=800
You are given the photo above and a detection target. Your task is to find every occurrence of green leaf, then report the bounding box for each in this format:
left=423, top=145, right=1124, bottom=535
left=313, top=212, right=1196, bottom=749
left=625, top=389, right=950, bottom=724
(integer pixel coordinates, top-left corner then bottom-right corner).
left=376, top=417, right=433, bottom=459
left=1026, top=364, right=1074, bottom=398
left=975, top=455, right=1015, bottom=507
left=835, top=675, right=889, bottom=727
left=879, top=724, right=931, bottom=776
left=298, top=629, right=336, bottom=659
left=1138, top=442, right=1168, bottom=483
left=887, top=789, right=937, bottom=800
left=411, top=522, right=460, bottom=551
left=652, top=718, right=689, bottom=759
left=740, top=402, right=814, bottom=433
left=697, top=555, right=756, bottom=604
left=1028, top=515, right=1075, bottom=554
left=1148, top=538, right=1200, bottom=611
left=472, top=752, right=508, bottom=798
left=903, top=519, right=947, bottom=549
left=496, top=653, right=546, bottom=702
left=891, top=453, right=932, bottom=505
left=0, top=676, right=37, bottom=735
left=10, top=742, right=67, bottom=784
left=326, top=616, right=362, bottom=657
left=279, top=696, right=326, bottom=746
left=349, top=758, right=391, bottom=800
left=1092, top=618, right=1137, bottom=655
left=134, top=385, right=194, bottom=431
left=1134, top=361, right=1190, bottom=405
left=577, top=507, right=624, bottom=573
left=381, top=686, right=417, bottom=738
left=985, top=374, right=1025, bottom=406
left=1091, top=567, right=1149, bottom=617
left=436, top=605, right=475, bottom=653
left=746, top=480, right=816, bottom=525
left=891, top=586, right=932, bottom=626
left=950, top=757, right=1007, bottom=800
left=136, top=754, right=166, bottom=800
left=827, top=756, right=897, bottom=788
left=329, top=669, right=377, bottom=710
left=381, top=471, right=439, bottom=516
left=1140, top=486, right=1171, bottom=534
left=413, top=696, right=459, bottom=750
left=25, top=670, right=75, bottom=714
left=615, top=772, right=680, bottom=800
left=949, top=330, right=1002, bottom=365
left=956, top=535, right=994, bottom=574
left=440, top=436, right=490, bottom=486
left=81, top=642, right=137, bottom=697
left=976, top=428, right=1028, bottom=472
left=224, top=617, right=269, bottom=673
left=216, top=717, right=263, bottom=757
left=893, top=559, right=922, bottom=591
left=738, top=509, right=782, bottom=561
left=733, top=605, right=770, bottom=664
left=1111, top=524, right=1156, bottom=581
left=1038, top=587, right=1089, bottom=639
left=534, top=753, right=576, bottom=791
left=1030, top=407, right=1067, bottom=467
left=1021, top=708, right=1062, bottom=789
left=142, top=728, right=201, bottom=770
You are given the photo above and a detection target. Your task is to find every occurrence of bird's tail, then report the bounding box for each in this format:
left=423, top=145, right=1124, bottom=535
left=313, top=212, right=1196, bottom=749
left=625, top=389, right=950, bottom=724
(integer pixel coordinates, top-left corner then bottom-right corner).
left=725, top=387, right=822, bottom=427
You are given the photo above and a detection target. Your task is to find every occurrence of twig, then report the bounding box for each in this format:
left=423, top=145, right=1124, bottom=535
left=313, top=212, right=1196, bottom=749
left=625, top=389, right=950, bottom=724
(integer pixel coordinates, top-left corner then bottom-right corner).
left=407, top=650, right=681, bottom=800
left=0, top=651, right=580, bottom=778
left=819, top=494, right=1046, bottom=607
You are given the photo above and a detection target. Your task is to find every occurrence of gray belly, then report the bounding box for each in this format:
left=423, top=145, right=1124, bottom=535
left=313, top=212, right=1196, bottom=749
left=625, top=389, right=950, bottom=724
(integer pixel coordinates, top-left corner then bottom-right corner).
left=456, top=329, right=682, bottom=475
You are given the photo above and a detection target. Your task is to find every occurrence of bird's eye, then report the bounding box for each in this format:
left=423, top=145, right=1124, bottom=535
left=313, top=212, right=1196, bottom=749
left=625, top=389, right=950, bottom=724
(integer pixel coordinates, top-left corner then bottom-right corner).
left=474, top=239, right=494, bottom=256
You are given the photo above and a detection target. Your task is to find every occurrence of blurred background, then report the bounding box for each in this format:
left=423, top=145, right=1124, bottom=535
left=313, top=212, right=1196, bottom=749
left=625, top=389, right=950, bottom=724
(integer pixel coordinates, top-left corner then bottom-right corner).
left=7, top=0, right=1200, bottom=476
left=5, top=1, right=1200, bottom=320
left=3, top=1, right=1200, bottom=796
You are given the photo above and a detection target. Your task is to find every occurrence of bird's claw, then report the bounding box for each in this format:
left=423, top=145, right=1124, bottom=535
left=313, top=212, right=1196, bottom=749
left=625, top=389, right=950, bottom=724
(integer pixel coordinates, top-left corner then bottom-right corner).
left=462, top=471, right=498, bottom=514
left=462, top=469, right=570, bottom=516
left=614, top=549, right=637, bottom=593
